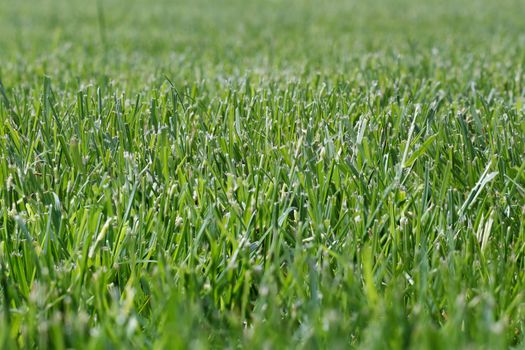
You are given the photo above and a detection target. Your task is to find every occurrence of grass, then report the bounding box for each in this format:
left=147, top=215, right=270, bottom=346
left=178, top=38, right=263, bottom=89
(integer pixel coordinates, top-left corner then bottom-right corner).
left=0, top=0, right=525, bottom=348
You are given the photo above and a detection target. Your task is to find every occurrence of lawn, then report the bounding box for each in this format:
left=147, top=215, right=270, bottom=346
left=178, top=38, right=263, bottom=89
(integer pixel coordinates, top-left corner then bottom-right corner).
left=1, top=0, right=525, bottom=348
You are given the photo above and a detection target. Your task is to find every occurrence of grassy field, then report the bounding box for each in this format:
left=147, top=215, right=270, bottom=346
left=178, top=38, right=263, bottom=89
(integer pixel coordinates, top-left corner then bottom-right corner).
left=1, top=0, right=525, bottom=348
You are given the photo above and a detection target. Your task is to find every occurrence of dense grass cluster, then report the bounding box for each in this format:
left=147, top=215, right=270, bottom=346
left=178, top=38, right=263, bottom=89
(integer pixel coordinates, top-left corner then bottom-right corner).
left=1, top=0, right=525, bottom=348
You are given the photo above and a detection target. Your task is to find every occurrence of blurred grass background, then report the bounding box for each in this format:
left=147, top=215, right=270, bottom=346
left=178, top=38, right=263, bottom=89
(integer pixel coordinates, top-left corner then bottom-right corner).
left=1, top=0, right=525, bottom=80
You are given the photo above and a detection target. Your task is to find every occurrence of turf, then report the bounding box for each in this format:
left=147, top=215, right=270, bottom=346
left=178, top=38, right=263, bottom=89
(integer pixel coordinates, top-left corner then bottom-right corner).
left=1, top=0, right=525, bottom=348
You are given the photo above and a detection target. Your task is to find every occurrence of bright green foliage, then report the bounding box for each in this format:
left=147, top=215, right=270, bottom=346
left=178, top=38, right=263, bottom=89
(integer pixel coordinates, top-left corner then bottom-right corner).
left=1, top=0, right=525, bottom=348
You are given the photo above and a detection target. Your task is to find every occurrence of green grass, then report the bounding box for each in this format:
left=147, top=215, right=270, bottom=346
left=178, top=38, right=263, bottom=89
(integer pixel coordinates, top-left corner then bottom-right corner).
left=1, top=0, right=525, bottom=348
